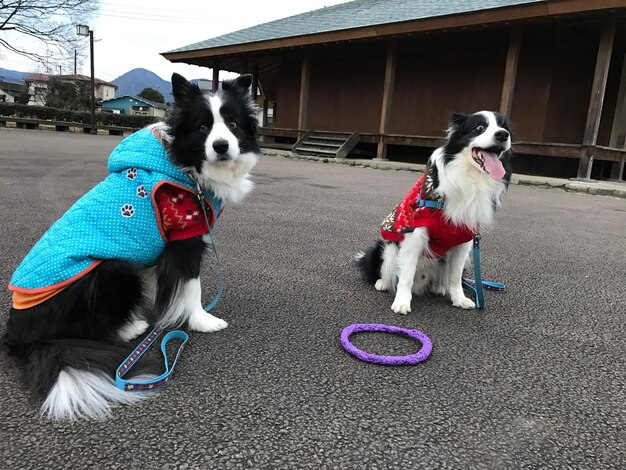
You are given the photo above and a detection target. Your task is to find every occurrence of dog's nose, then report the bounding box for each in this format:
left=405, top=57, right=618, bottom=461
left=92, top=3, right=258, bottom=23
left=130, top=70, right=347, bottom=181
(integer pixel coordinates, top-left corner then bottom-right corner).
left=212, top=139, right=229, bottom=154
left=495, top=130, right=509, bottom=142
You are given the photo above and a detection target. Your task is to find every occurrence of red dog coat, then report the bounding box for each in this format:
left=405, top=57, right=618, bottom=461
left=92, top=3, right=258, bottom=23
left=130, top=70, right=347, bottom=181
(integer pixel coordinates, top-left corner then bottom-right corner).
left=380, top=168, right=475, bottom=258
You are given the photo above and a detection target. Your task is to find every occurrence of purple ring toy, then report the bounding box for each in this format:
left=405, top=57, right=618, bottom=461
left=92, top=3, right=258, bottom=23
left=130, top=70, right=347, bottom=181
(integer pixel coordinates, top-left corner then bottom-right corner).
left=340, top=323, right=432, bottom=366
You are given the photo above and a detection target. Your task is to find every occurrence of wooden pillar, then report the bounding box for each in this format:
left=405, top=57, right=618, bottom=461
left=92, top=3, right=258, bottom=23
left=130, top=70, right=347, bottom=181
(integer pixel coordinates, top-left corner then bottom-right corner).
left=262, top=99, right=269, bottom=127
left=609, top=156, right=624, bottom=180
left=252, top=65, right=259, bottom=101
left=499, top=27, right=522, bottom=117
left=377, top=40, right=398, bottom=160
left=212, top=61, right=220, bottom=92
left=577, top=18, right=616, bottom=180
left=297, top=57, right=310, bottom=139
left=273, top=101, right=278, bottom=126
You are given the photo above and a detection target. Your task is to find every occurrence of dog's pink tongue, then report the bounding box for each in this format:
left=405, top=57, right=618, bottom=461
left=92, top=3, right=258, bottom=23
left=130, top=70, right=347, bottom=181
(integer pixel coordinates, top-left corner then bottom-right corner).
left=481, top=151, right=506, bottom=180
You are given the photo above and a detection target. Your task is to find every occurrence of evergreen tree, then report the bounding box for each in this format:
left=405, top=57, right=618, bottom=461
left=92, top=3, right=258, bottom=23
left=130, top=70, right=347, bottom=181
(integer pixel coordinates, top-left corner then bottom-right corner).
left=138, top=87, right=165, bottom=104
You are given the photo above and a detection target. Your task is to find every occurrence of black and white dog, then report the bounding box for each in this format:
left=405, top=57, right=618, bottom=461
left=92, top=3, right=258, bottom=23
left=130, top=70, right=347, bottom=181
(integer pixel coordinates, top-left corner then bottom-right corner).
left=4, top=73, right=259, bottom=420
left=357, top=111, right=512, bottom=313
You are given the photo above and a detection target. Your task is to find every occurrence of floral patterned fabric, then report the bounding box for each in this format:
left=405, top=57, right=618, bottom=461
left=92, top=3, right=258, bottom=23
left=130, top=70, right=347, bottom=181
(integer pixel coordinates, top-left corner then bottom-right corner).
left=380, top=165, right=474, bottom=258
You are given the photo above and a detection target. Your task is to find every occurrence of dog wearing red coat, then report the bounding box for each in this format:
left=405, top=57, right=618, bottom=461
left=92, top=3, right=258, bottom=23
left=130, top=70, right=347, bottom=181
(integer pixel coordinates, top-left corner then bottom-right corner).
left=356, top=111, right=513, bottom=314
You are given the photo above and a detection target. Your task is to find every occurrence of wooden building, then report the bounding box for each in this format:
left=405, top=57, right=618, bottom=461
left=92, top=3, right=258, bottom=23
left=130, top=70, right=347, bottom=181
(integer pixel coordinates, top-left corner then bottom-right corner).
left=163, top=0, right=626, bottom=180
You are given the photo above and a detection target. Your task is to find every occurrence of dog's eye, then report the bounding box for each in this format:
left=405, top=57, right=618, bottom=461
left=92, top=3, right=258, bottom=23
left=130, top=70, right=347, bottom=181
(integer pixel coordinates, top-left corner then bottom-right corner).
left=198, top=125, right=209, bottom=135
left=227, top=120, right=237, bottom=130
left=476, top=125, right=485, bottom=132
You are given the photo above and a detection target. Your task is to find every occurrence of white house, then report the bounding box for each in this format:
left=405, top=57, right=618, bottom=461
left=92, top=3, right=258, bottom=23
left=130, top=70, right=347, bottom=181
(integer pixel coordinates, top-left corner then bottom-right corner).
left=25, top=73, right=117, bottom=106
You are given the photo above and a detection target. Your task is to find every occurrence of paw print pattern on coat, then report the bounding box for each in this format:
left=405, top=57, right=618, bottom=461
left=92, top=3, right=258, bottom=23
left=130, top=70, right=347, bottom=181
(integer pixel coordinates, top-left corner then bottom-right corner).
left=121, top=204, right=135, bottom=218
left=126, top=168, right=138, bottom=180
left=136, top=185, right=147, bottom=198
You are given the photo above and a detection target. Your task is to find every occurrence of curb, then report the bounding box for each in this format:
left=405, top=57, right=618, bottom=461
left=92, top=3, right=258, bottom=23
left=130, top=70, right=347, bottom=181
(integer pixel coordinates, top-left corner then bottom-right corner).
left=511, top=176, right=626, bottom=199
left=261, top=150, right=626, bottom=200
left=263, top=150, right=424, bottom=173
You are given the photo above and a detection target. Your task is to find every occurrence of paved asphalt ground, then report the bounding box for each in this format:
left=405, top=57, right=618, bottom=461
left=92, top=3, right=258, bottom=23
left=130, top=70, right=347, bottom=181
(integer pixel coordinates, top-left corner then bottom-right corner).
left=0, top=128, right=624, bottom=469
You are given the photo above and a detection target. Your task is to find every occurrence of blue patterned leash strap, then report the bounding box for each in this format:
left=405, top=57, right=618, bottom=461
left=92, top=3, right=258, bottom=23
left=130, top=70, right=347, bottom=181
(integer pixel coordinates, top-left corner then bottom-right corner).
left=115, top=327, right=188, bottom=391
left=115, top=172, right=224, bottom=391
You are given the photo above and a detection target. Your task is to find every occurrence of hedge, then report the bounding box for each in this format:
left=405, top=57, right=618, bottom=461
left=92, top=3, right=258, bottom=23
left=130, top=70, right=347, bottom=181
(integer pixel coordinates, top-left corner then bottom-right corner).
left=0, top=102, right=159, bottom=129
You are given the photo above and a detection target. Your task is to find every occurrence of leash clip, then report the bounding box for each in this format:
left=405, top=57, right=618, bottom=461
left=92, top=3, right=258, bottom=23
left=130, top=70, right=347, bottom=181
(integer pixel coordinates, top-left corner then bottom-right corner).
left=473, top=232, right=481, bottom=249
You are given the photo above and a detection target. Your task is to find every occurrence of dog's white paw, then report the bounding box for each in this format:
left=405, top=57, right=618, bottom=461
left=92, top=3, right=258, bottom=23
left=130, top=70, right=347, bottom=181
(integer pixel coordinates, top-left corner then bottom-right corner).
left=375, top=279, right=388, bottom=292
left=188, top=310, right=228, bottom=332
left=452, top=296, right=476, bottom=310
left=391, top=293, right=412, bottom=314
left=118, top=319, right=150, bottom=342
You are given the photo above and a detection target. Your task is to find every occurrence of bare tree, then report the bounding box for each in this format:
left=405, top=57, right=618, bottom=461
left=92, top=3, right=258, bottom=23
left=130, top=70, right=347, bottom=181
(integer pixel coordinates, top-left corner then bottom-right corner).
left=0, top=0, right=100, bottom=67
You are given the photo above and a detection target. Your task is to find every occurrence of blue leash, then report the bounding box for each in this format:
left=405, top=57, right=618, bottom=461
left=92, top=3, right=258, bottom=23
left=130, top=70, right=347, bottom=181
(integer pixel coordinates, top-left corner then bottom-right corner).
left=116, top=176, right=224, bottom=391
left=461, top=233, right=506, bottom=309
left=417, top=196, right=506, bottom=309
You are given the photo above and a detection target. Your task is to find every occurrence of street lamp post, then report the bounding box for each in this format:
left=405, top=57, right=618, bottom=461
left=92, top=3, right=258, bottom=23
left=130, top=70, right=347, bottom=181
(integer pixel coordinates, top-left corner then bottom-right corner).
left=76, top=24, right=96, bottom=135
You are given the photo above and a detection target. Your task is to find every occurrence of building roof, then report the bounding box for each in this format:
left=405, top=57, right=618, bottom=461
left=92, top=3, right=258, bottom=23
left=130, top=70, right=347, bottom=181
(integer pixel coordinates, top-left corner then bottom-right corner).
left=166, top=0, right=543, bottom=54
left=101, top=95, right=168, bottom=109
left=25, top=73, right=118, bottom=88
left=0, top=81, right=27, bottom=94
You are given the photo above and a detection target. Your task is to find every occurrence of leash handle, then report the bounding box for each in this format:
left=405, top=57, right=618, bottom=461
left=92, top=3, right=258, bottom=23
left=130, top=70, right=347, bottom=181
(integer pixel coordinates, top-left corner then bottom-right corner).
left=115, top=326, right=189, bottom=391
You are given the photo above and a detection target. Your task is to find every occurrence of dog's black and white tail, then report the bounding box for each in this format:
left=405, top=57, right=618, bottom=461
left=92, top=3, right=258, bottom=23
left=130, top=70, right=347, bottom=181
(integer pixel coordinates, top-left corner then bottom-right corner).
left=5, top=339, right=154, bottom=420
left=355, top=240, right=385, bottom=285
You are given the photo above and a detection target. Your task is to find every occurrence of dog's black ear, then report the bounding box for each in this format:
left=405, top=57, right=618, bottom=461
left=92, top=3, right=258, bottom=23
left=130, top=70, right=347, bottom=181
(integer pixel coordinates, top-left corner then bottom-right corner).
left=222, top=74, right=253, bottom=94
left=450, top=113, right=468, bottom=128
left=171, top=73, right=200, bottom=102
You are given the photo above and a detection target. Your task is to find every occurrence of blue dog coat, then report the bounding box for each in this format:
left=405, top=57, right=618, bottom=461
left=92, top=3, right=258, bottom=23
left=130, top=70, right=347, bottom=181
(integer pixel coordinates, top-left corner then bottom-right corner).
left=9, top=128, right=222, bottom=297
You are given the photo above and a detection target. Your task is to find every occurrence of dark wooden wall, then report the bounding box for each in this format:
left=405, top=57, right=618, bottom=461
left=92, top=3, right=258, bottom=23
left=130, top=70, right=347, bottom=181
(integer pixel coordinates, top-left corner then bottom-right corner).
left=509, top=35, right=554, bottom=142
left=542, top=31, right=598, bottom=144
left=306, top=56, right=386, bottom=133
left=274, top=61, right=301, bottom=129
left=510, top=22, right=622, bottom=146
left=389, top=32, right=507, bottom=136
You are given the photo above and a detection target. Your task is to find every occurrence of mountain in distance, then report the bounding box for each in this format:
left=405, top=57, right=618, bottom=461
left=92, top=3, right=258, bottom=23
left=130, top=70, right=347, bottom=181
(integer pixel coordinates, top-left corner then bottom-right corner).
left=0, top=67, right=30, bottom=84
left=112, top=68, right=174, bottom=103
left=111, top=68, right=211, bottom=104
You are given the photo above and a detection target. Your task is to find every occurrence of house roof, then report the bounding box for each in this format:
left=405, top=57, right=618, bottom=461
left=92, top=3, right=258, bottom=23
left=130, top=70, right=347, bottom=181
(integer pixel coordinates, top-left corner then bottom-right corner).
left=0, top=81, right=27, bottom=94
left=167, top=0, right=542, bottom=54
left=101, top=95, right=168, bottom=109
left=163, top=0, right=623, bottom=61
left=25, top=73, right=118, bottom=88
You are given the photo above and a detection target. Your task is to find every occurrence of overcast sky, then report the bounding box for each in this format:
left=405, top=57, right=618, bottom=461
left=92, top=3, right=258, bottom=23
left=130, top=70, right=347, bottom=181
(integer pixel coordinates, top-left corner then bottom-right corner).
left=2, top=0, right=349, bottom=82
